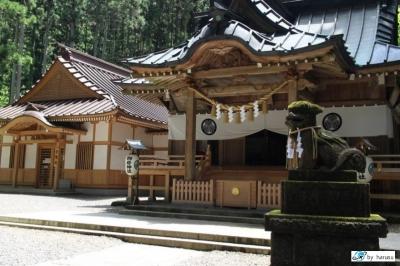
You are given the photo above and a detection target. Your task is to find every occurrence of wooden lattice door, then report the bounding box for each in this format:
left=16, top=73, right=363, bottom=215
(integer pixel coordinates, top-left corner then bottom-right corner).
left=37, top=146, right=54, bottom=188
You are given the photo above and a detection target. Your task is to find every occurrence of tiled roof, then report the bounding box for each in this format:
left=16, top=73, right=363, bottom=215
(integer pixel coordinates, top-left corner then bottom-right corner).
left=124, top=20, right=345, bottom=67
left=126, top=0, right=400, bottom=68
left=0, top=99, right=115, bottom=120
left=63, top=48, right=168, bottom=123
left=294, top=0, right=400, bottom=66
left=2, top=46, right=168, bottom=125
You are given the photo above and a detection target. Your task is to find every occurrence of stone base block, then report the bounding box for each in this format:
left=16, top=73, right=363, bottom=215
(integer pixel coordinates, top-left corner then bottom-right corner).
left=265, top=210, right=388, bottom=266
left=282, top=181, right=370, bottom=217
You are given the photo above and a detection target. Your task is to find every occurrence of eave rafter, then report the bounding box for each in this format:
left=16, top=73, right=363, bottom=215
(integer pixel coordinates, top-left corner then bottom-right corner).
left=0, top=115, right=87, bottom=136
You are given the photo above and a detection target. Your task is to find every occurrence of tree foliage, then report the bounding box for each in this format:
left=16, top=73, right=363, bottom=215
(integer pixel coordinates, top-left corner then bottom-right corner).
left=0, top=0, right=209, bottom=106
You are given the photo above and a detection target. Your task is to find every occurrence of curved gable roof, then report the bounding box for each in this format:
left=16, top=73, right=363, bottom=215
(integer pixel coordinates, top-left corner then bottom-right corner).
left=124, top=19, right=352, bottom=69
left=10, top=45, right=168, bottom=125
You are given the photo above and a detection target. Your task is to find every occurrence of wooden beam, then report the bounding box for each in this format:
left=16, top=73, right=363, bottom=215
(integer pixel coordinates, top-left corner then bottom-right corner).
left=288, top=79, right=298, bottom=104
left=12, top=137, right=20, bottom=187
left=205, top=84, right=276, bottom=98
left=18, top=139, right=72, bottom=144
left=106, top=120, right=112, bottom=178
left=184, top=89, right=196, bottom=180
left=6, top=130, right=61, bottom=136
left=53, top=134, right=62, bottom=191
left=192, top=65, right=289, bottom=80
left=390, top=78, right=400, bottom=107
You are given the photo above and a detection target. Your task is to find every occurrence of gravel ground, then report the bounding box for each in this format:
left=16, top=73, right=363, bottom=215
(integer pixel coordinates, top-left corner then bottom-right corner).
left=0, top=226, right=121, bottom=266
left=175, top=251, right=269, bottom=266
left=0, top=226, right=269, bottom=266
left=0, top=193, right=123, bottom=215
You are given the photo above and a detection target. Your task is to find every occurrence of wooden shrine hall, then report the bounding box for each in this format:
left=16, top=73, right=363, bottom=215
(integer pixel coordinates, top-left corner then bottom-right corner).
left=0, top=45, right=169, bottom=193
left=120, top=0, right=400, bottom=210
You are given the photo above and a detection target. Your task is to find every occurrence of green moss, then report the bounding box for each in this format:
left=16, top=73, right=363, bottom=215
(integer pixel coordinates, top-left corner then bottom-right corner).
left=266, top=210, right=386, bottom=223
left=288, top=100, right=323, bottom=115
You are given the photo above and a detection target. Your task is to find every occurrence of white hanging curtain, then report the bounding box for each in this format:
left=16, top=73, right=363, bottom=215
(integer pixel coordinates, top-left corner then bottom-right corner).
left=168, top=105, right=393, bottom=140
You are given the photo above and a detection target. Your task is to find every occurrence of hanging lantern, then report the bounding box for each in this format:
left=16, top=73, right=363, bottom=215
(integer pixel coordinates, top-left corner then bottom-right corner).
left=253, top=101, right=260, bottom=117
left=240, top=106, right=246, bottom=122
left=216, top=104, right=222, bottom=120
left=228, top=107, right=234, bottom=123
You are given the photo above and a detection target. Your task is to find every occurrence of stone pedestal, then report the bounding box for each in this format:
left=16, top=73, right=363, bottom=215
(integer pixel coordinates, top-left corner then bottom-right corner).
left=265, top=170, right=388, bottom=266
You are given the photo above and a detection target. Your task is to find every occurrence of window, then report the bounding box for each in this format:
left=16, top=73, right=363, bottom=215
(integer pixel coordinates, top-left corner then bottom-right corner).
left=17, top=145, right=26, bottom=168
left=9, top=145, right=26, bottom=169
left=76, top=143, right=94, bottom=170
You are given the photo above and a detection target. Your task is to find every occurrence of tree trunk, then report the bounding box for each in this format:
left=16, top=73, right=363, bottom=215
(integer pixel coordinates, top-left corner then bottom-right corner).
left=41, top=9, right=53, bottom=74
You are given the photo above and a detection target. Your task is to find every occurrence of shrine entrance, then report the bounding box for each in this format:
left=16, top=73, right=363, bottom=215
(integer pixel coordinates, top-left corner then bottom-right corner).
left=37, top=145, right=54, bottom=188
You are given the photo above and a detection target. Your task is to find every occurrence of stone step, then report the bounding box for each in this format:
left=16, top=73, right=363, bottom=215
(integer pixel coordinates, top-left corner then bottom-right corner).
left=119, top=209, right=265, bottom=225
left=0, top=216, right=270, bottom=252
left=0, top=220, right=270, bottom=254
left=125, top=204, right=265, bottom=218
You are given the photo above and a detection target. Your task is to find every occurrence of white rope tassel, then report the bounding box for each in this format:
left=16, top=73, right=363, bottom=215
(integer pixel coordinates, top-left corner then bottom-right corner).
left=286, top=134, right=295, bottom=159
left=228, top=107, right=234, bottom=123
left=296, top=128, right=304, bottom=158
left=216, top=104, right=222, bottom=120
left=240, top=106, right=246, bottom=122
left=253, top=101, right=260, bottom=118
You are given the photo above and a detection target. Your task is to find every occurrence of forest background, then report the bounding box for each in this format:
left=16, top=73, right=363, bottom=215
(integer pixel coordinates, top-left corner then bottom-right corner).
left=0, top=0, right=208, bottom=106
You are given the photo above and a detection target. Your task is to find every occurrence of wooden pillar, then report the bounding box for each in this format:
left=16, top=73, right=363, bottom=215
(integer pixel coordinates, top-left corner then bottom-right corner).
left=288, top=79, right=298, bottom=104
left=106, top=120, right=112, bottom=178
left=53, top=134, right=61, bottom=191
left=185, top=89, right=196, bottom=180
left=12, top=136, right=20, bottom=187
left=165, top=172, right=170, bottom=202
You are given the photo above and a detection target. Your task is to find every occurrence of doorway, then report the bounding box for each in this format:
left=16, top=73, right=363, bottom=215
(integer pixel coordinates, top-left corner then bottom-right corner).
left=37, top=145, right=54, bottom=188
left=245, top=130, right=286, bottom=166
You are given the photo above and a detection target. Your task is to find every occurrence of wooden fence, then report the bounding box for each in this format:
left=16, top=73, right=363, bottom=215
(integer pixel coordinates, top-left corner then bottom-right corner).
left=257, top=181, right=281, bottom=209
left=371, top=154, right=400, bottom=174
left=171, top=179, right=214, bottom=204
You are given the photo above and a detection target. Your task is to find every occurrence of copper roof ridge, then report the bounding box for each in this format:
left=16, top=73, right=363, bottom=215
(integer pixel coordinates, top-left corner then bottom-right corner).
left=58, top=43, right=131, bottom=75
left=57, top=56, right=111, bottom=99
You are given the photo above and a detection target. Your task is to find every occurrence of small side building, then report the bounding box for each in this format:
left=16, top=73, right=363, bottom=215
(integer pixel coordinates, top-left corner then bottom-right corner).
left=0, top=45, right=168, bottom=193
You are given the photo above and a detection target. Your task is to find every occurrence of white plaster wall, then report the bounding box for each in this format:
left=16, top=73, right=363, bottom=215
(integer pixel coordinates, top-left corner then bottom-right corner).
left=93, top=145, right=107, bottom=170
left=3, top=135, right=13, bottom=143
left=112, top=122, right=132, bottom=142
left=153, top=135, right=168, bottom=147
left=0, top=147, right=10, bottom=168
left=154, top=150, right=168, bottom=158
left=95, top=121, right=108, bottom=141
left=80, top=122, right=94, bottom=142
left=64, top=144, right=77, bottom=169
left=64, top=135, right=78, bottom=169
left=153, top=134, right=168, bottom=158
left=134, top=127, right=153, bottom=148
left=110, top=146, right=130, bottom=170
left=24, top=144, right=37, bottom=168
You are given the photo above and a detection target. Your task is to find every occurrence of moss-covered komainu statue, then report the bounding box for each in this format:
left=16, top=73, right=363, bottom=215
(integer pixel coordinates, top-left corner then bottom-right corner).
left=285, top=100, right=366, bottom=172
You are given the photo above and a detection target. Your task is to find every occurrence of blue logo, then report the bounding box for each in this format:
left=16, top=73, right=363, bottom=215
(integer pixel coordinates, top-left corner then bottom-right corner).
left=352, top=251, right=367, bottom=261
left=368, top=163, right=374, bottom=175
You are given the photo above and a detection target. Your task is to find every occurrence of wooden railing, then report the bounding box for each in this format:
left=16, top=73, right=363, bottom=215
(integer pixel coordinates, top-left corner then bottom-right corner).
left=171, top=178, right=214, bottom=204
left=371, top=154, right=400, bottom=174
left=139, top=155, right=206, bottom=169
left=257, top=181, right=281, bottom=209
left=370, top=154, right=400, bottom=203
